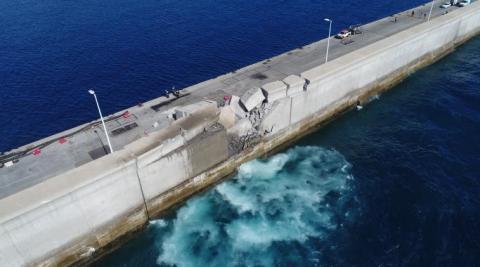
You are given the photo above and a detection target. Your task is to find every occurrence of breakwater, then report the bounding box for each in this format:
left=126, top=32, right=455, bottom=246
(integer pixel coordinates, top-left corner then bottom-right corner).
left=1, top=2, right=480, bottom=266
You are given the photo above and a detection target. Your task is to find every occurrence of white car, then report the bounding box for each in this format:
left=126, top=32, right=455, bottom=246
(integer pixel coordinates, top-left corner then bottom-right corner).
left=440, top=2, right=452, bottom=8
left=459, top=0, right=471, bottom=6
left=336, top=29, right=351, bottom=39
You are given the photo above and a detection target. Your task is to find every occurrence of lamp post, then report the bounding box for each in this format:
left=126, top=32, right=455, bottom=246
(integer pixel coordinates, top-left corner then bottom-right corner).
left=427, top=0, right=435, bottom=21
left=88, top=89, right=114, bottom=153
left=324, top=18, right=333, bottom=63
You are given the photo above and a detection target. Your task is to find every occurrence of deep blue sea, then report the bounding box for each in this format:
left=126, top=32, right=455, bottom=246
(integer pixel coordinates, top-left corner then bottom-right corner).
left=2, top=0, right=480, bottom=266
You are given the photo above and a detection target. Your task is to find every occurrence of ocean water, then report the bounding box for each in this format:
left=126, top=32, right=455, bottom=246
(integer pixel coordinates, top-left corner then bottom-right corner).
left=2, top=0, right=480, bottom=266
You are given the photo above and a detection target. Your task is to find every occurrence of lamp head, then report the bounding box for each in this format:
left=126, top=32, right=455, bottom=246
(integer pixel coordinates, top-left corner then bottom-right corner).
left=88, top=89, right=95, bottom=95
left=324, top=18, right=331, bottom=22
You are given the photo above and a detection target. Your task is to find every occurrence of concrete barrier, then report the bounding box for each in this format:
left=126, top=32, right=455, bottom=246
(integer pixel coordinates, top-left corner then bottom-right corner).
left=283, top=75, right=305, bottom=97
left=261, top=81, right=287, bottom=103
left=290, top=92, right=311, bottom=125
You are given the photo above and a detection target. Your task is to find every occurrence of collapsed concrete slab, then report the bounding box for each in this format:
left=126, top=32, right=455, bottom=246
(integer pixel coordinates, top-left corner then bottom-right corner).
left=229, top=95, right=248, bottom=119
left=260, top=97, right=292, bottom=135
left=283, top=75, right=306, bottom=97
left=240, top=87, right=265, bottom=112
left=261, top=81, right=287, bottom=103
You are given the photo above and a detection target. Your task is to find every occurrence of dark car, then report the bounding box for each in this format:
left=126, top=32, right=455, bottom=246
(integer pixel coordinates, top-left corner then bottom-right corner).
left=349, top=24, right=362, bottom=35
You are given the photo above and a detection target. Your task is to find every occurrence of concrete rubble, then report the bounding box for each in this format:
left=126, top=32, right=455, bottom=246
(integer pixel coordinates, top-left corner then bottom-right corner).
left=239, top=87, right=265, bottom=112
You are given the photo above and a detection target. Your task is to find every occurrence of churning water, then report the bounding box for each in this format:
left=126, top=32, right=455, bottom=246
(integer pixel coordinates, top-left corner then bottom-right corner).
left=97, top=146, right=357, bottom=267
left=153, top=147, right=356, bottom=267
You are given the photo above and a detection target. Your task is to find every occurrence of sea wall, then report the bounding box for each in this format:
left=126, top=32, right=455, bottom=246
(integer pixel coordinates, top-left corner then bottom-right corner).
left=0, top=150, right=147, bottom=266
left=0, top=108, right=224, bottom=266
left=285, top=4, right=480, bottom=131
left=0, top=2, right=479, bottom=266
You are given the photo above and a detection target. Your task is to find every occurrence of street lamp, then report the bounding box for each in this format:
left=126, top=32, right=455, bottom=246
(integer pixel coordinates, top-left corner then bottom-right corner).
left=427, top=0, right=435, bottom=21
left=324, top=18, right=333, bottom=63
left=88, top=89, right=114, bottom=153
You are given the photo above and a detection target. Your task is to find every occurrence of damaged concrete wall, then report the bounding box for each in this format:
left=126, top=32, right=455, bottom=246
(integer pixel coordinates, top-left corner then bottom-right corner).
left=0, top=100, right=224, bottom=267
left=187, top=126, right=229, bottom=177
left=259, top=97, right=292, bottom=135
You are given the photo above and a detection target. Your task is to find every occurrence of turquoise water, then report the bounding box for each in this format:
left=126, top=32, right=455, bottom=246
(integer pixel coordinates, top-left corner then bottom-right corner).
left=95, top=37, right=480, bottom=266
left=155, top=147, right=354, bottom=267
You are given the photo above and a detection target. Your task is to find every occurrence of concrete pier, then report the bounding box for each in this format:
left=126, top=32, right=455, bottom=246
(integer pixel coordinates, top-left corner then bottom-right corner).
left=1, top=1, right=480, bottom=266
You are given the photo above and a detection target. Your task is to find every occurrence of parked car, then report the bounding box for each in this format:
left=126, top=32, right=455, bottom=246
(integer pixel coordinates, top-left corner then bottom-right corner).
left=459, top=0, right=471, bottom=6
left=336, top=29, right=351, bottom=39
left=348, top=24, right=362, bottom=35
left=440, top=2, right=452, bottom=8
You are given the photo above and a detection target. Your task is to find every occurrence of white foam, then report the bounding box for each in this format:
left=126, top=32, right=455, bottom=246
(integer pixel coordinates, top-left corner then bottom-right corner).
left=155, top=146, right=355, bottom=267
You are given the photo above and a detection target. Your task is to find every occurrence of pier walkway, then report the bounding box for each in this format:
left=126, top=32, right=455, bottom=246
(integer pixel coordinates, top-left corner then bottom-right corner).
left=0, top=2, right=468, bottom=199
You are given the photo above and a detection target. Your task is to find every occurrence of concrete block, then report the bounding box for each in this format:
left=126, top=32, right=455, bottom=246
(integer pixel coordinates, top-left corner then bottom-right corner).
left=229, top=95, right=247, bottom=119
left=240, top=88, right=265, bottom=112
left=218, top=106, right=236, bottom=129
left=283, top=75, right=306, bottom=96
left=260, top=97, right=292, bottom=135
left=261, top=81, right=287, bottom=103
left=290, top=91, right=311, bottom=125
